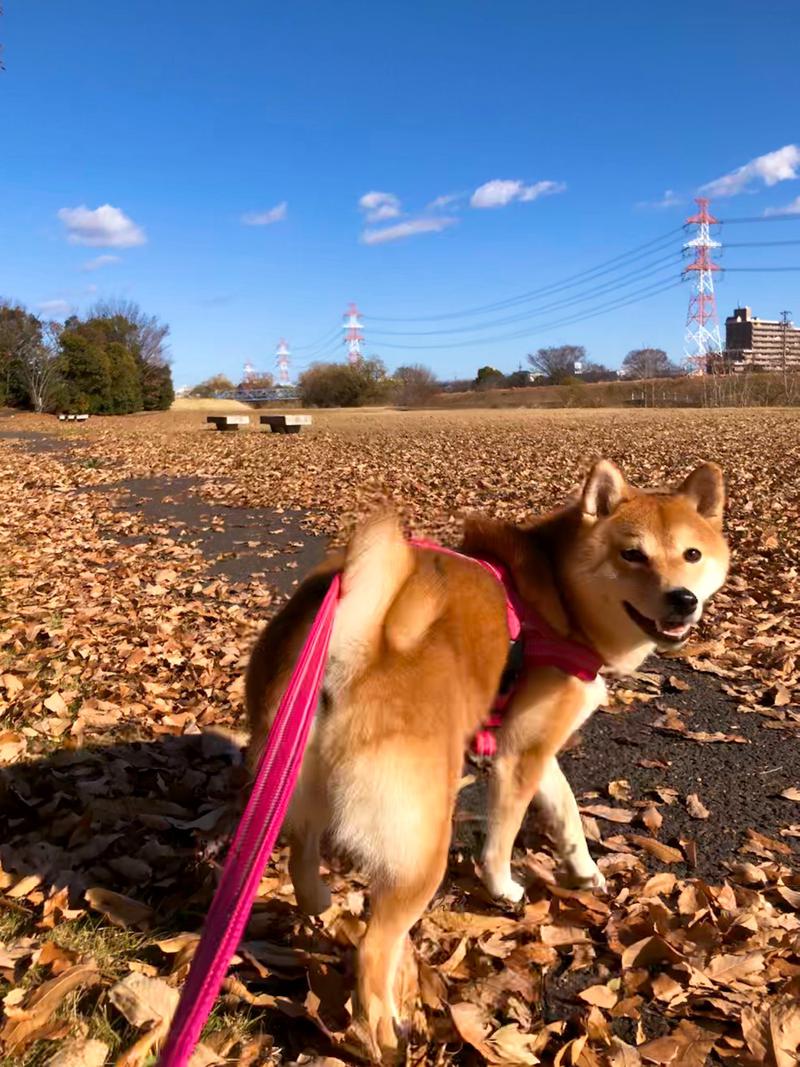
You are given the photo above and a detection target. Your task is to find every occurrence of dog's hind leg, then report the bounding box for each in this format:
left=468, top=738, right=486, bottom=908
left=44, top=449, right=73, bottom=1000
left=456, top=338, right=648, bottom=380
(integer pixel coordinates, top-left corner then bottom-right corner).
left=285, top=743, right=332, bottom=916
left=357, top=835, right=449, bottom=1057
left=534, top=757, right=604, bottom=891
left=332, top=741, right=453, bottom=1056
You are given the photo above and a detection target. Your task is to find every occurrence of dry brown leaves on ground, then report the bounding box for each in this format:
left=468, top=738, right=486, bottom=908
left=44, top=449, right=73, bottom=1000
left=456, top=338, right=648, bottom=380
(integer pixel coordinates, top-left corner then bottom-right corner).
left=1, top=409, right=799, bottom=1065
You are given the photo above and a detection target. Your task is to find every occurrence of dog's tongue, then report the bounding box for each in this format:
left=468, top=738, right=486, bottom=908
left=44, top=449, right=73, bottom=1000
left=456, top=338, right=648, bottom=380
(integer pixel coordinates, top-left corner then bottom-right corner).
left=660, top=622, right=691, bottom=638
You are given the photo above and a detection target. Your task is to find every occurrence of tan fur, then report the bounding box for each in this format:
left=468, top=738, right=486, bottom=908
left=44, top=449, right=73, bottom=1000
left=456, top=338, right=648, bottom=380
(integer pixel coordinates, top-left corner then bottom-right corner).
left=245, top=461, right=729, bottom=1058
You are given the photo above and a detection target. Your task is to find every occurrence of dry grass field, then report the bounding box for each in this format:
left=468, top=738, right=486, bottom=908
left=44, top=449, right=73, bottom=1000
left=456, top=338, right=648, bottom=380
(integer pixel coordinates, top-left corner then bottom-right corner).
left=1, top=407, right=799, bottom=1066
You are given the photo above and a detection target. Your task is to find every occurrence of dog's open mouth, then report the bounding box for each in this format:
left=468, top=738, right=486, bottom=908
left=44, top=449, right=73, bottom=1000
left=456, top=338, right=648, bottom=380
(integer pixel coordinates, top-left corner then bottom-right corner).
left=623, top=602, right=693, bottom=645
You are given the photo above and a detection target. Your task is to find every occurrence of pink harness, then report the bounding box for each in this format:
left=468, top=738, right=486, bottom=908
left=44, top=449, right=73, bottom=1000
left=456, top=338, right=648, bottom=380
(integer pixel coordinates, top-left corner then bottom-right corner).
left=158, top=541, right=602, bottom=1065
left=412, top=540, right=602, bottom=756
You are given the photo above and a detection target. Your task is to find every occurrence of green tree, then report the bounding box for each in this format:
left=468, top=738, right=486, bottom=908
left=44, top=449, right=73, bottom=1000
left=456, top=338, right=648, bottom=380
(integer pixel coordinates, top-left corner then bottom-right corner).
left=88, top=300, right=173, bottom=410
left=108, top=343, right=143, bottom=413
left=59, top=330, right=112, bottom=413
left=147, top=362, right=175, bottom=409
left=56, top=305, right=174, bottom=414
left=474, top=365, right=504, bottom=390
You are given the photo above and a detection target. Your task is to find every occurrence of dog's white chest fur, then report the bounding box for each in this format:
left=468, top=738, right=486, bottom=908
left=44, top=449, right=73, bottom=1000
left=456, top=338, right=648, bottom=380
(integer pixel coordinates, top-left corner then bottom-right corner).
left=575, top=674, right=608, bottom=731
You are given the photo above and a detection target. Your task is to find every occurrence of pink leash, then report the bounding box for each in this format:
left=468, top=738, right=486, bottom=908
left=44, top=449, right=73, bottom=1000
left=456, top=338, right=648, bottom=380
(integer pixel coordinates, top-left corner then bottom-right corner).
left=158, top=575, right=341, bottom=1066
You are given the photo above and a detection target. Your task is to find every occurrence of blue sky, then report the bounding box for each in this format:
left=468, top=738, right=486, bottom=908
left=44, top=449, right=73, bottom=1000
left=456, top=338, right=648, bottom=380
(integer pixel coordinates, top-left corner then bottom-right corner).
left=2, top=1, right=799, bottom=387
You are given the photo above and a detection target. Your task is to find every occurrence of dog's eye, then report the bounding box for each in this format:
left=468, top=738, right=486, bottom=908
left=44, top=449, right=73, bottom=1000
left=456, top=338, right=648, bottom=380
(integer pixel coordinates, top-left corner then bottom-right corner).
left=684, top=547, right=702, bottom=563
left=620, top=548, right=648, bottom=564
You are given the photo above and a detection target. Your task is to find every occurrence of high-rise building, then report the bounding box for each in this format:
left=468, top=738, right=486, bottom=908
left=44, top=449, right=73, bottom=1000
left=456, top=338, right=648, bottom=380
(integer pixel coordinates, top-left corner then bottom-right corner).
left=723, top=307, right=800, bottom=372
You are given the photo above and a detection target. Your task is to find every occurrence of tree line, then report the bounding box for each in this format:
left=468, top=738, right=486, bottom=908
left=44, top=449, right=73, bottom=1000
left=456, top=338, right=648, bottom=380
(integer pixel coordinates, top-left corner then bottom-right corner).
left=459, top=345, right=681, bottom=392
left=190, top=361, right=439, bottom=408
left=0, top=299, right=174, bottom=414
left=188, top=345, right=681, bottom=409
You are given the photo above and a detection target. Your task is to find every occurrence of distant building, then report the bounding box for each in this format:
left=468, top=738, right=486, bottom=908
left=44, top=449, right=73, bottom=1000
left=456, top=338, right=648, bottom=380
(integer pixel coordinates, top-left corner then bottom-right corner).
left=721, top=307, right=800, bottom=372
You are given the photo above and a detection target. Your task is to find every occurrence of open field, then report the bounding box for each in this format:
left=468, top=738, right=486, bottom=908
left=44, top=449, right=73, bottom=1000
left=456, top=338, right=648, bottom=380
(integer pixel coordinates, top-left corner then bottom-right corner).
left=432, top=373, right=800, bottom=410
left=170, top=397, right=256, bottom=413
left=1, top=407, right=799, bottom=1065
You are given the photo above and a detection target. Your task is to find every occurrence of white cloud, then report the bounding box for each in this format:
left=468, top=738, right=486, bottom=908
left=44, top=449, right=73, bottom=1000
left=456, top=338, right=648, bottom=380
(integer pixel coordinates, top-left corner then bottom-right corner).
left=426, top=192, right=465, bottom=212
left=470, top=178, right=565, bottom=209
left=58, top=204, right=146, bottom=247
left=38, top=299, right=72, bottom=317
left=358, top=191, right=402, bottom=222
left=701, top=144, right=800, bottom=198
left=360, top=216, right=457, bottom=245
left=81, top=254, right=122, bottom=271
left=241, top=202, right=288, bottom=226
left=651, top=189, right=684, bottom=209
left=765, top=195, right=800, bottom=216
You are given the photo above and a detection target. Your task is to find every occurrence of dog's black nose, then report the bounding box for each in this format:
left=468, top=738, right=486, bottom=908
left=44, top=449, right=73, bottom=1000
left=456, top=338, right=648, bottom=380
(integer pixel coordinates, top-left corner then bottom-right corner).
left=665, top=587, right=698, bottom=616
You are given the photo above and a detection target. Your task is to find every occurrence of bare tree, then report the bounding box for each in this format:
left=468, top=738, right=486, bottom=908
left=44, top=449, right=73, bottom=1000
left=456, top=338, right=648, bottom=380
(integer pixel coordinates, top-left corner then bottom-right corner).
left=527, top=345, right=585, bottom=384
left=87, top=298, right=170, bottom=366
left=622, top=348, right=679, bottom=380
left=16, top=321, right=62, bottom=412
left=394, top=364, right=438, bottom=406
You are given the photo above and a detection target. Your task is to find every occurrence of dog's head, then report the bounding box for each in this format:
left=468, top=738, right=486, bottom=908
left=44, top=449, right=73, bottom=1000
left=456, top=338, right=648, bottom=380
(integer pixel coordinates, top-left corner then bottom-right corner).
left=567, top=460, right=729, bottom=658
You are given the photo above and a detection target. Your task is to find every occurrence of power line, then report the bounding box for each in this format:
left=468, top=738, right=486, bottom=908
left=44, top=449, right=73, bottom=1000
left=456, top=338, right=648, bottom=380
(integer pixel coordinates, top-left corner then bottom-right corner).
left=369, top=253, right=684, bottom=337
left=292, top=327, right=342, bottom=355
left=722, top=266, right=800, bottom=272
left=365, top=225, right=683, bottom=322
left=371, top=277, right=682, bottom=350
left=724, top=239, right=800, bottom=248
left=718, top=214, right=800, bottom=224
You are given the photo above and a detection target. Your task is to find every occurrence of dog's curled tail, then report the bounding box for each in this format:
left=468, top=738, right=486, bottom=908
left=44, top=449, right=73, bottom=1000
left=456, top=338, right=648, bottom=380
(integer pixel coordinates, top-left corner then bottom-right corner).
left=326, top=509, right=416, bottom=692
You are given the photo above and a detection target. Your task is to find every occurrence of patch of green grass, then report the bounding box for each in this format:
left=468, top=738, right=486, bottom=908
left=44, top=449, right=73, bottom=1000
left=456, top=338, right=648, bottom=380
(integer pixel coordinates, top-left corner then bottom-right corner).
left=0, top=907, right=32, bottom=942
left=201, top=1003, right=262, bottom=1045
left=47, top=916, right=150, bottom=977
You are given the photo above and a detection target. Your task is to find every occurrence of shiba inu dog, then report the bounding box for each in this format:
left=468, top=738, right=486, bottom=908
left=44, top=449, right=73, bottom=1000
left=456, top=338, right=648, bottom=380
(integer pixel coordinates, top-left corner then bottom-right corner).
left=245, top=459, right=729, bottom=1056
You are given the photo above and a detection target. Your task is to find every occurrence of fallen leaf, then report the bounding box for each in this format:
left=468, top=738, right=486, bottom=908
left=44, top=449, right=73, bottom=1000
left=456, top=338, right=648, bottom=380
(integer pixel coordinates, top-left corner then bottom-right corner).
left=578, top=983, right=618, bottom=1009
left=108, top=971, right=179, bottom=1028
left=46, top=1037, right=109, bottom=1066
left=43, top=692, right=69, bottom=715
left=85, top=887, right=154, bottom=929
left=685, top=793, right=710, bottom=819
left=580, top=804, right=635, bottom=824
left=641, top=806, right=663, bottom=833
left=0, top=964, right=101, bottom=1051
left=450, top=1001, right=491, bottom=1053
left=626, top=835, right=684, bottom=864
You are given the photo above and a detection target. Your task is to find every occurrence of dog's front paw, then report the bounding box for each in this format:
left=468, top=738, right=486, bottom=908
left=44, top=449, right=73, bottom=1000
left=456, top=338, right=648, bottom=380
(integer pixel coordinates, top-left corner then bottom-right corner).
left=484, top=870, right=526, bottom=904
left=561, top=860, right=606, bottom=893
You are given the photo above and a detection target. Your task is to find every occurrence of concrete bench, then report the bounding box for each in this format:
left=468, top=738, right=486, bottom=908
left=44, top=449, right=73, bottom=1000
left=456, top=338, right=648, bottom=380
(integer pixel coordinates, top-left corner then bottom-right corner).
left=58, top=414, right=89, bottom=422
left=259, top=414, right=312, bottom=435
left=206, top=415, right=250, bottom=432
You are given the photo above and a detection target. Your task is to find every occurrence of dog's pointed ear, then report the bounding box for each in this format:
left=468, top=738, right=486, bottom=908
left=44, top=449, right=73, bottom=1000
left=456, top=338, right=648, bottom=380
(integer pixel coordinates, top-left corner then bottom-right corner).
left=581, top=460, right=629, bottom=520
left=679, top=462, right=725, bottom=528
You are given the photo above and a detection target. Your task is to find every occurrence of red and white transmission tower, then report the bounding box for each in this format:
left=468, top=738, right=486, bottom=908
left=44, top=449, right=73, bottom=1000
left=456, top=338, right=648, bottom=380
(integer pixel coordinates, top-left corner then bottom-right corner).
left=683, top=198, right=722, bottom=373
left=342, top=302, right=364, bottom=364
left=275, top=339, right=291, bottom=385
